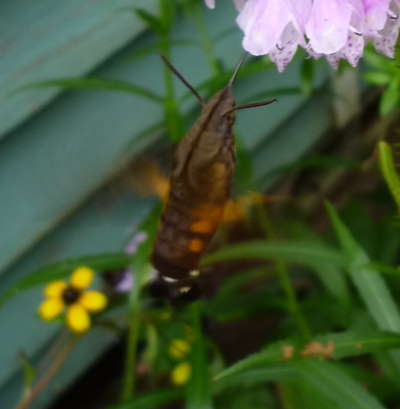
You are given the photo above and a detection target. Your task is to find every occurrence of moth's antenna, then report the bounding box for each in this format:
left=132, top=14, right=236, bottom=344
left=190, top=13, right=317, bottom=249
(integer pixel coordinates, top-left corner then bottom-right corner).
left=228, top=53, right=247, bottom=86
left=223, top=98, right=277, bottom=115
left=159, top=54, right=205, bottom=106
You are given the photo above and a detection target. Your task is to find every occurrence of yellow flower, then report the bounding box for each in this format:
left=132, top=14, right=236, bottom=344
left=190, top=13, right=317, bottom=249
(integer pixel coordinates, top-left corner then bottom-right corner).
left=169, top=338, right=191, bottom=360
left=38, top=266, right=107, bottom=333
left=170, top=362, right=191, bottom=386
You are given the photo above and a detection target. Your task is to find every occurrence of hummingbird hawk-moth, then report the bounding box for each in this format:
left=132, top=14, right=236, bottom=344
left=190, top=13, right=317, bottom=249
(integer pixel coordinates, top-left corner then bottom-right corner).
left=151, top=55, right=275, bottom=284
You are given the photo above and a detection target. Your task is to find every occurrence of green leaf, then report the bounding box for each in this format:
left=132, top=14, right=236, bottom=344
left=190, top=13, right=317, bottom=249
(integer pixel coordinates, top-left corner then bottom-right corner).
left=300, top=58, right=315, bottom=95
left=363, top=71, right=391, bottom=86
left=367, top=261, right=400, bottom=276
left=215, top=364, right=297, bottom=391
left=122, top=205, right=161, bottom=401
left=309, top=262, right=351, bottom=307
left=296, top=360, right=385, bottom=409
left=134, top=8, right=165, bottom=35
left=159, top=1, right=177, bottom=32
left=202, top=240, right=345, bottom=269
left=325, top=201, right=400, bottom=370
left=380, top=77, right=400, bottom=116
left=378, top=140, right=400, bottom=211
left=17, top=350, right=36, bottom=394
left=13, top=77, right=163, bottom=103
left=186, top=301, right=213, bottom=409
left=0, top=253, right=130, bottom=308
left=325, top=202, right=400, bottom=332
left=363, top=48, right=397, bottom=72
left=108, top=389, right=183, bottom=409
left=215, top=330, right=400, bottom=381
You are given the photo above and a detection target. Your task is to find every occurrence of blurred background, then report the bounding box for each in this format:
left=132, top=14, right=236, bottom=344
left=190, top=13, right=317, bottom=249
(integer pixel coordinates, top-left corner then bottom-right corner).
left=1, top=1, right=400, bottom=409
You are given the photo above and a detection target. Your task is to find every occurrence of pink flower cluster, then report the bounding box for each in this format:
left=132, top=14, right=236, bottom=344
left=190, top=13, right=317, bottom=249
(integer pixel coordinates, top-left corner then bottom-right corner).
left=205, top=0, right=400, bottom=71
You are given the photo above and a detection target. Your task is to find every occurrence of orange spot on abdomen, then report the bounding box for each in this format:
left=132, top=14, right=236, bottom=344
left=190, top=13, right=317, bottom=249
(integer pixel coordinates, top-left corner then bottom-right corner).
left=188, top=239, right=204, bottom=253
left=190, top=220, right=214, bottom=234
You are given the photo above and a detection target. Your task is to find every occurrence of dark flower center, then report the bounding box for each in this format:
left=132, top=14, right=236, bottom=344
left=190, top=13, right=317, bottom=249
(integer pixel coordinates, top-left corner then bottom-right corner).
left=62, top=287, right=81, bottom=305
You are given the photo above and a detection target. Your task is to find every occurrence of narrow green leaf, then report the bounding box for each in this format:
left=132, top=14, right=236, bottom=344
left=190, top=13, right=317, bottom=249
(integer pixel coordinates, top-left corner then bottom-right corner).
left=186, top=301, right=213, bottom=409
left=325, top=201, right=400, bottom=370
left=215, top=330, right=400, bottom=381
left=363, top=48, right=397, bottom=72
left=380, top=77, right=400, bottom=116
left=214, top=364, right=297, bottom=392
left=108, top=389, right=183, bottom=409
left=134, top=8, right=165, bottom=35
left=367, top=261, right=400, bottom=276
left=0, top=253, right=130, bottom=308
left=202, top=240, right=345, bottom=268
left=309, top=262, right=351, bottom=307
left=13, top=78, right=163, bottom=103
left=378, top=140, right=400, bottom=211
left=17, top=351, right=36, bottom=394
left=325, top=202, right=400, bottom=332
left=296, top=360, right=385, bottom=409
left=300, top=58, right=315, bottom=95
left=363, top=71, right=391, bottom=86
left=122, top=205, right=161, bottom=401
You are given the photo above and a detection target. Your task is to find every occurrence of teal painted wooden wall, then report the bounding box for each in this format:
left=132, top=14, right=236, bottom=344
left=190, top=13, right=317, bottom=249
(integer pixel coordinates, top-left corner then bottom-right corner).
left=0, top=1, right=333, bottom=407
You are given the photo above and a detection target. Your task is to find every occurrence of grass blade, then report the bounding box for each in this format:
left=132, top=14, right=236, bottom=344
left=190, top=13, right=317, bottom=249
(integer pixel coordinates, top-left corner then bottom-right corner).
left=325, top=202, right=400, bottom=332
left=215, top=330, right=400, bottom=381
left=12, top=78, right=163, bottom=103
left=202, top=240, right=345, bottom=268
left=325, top=201, right=400, bottom=371
left=296, top=360, right=385, bottom=409
left=186, top=301, right=213, bottom=409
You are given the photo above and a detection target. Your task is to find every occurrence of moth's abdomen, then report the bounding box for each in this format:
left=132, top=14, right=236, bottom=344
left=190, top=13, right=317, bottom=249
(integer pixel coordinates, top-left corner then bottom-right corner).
left=151, top=161, right=231, bottom=280
left=152, top=193, right=225, bottom=279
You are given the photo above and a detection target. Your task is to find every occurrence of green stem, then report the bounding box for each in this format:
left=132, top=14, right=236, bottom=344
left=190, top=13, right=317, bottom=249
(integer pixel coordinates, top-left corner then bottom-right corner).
left=186, top=301, right=213, bottom=409
left=158, top=1, right=183, bottom=141
left=190, top=3, right=221, bottom=76
left=122, top=265, right=147, bottom=401
left=257, top=205, right=311, bottom=339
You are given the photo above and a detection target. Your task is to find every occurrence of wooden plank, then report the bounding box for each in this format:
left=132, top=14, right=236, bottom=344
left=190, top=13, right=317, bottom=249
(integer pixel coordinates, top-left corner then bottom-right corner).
left=0, top=0, right=157, bottom=138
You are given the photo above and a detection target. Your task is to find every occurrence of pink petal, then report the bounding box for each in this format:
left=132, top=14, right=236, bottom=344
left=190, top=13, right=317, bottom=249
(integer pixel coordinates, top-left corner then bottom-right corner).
left=286, top=0, right=312, bottom=29
left=340, top=31, right=365, bottom=66
left=269, top=23, right=302, bottom=71
left=237, top=0, right=292, bottom=56
left=306, top=0, right=353, bottom=54
left=363, top=0, right=391, bottom=31
left=205, top=0, right=215, bottom=8
left=373, top=13, right=400, bottom=56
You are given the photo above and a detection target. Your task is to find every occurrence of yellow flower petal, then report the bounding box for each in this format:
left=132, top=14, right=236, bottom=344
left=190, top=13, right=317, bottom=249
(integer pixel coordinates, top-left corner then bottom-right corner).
left=171, top=362, right=191, bottom=386
left=169, top=339, right=191, bottom=360
left=66, top=304, right=90, bottom=333
left=79, top=290, right=107, bottom=312
left=38, top=298, right=64, bottom=321
left=70, top=266, right=94, bottom=290
left=44, top=281, right=67, bottom=298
